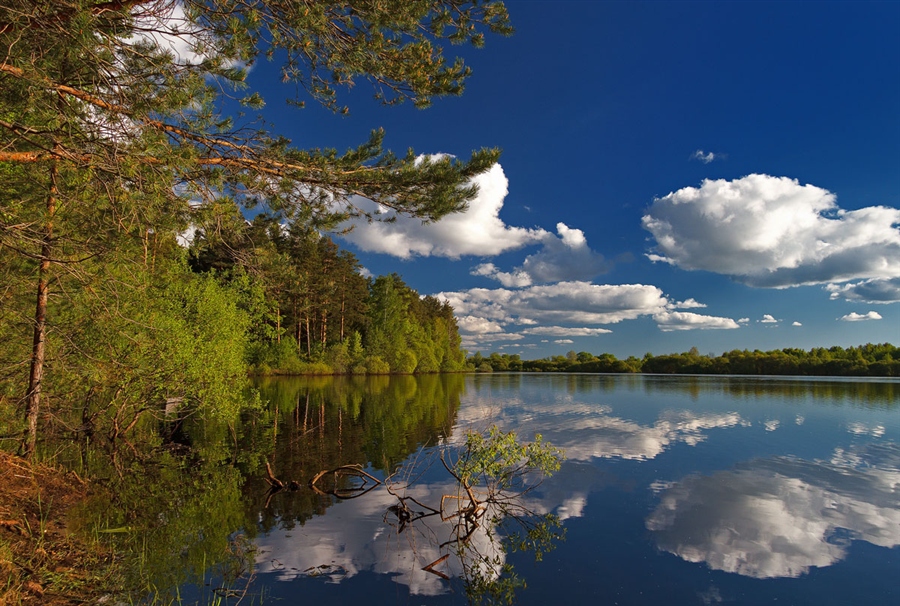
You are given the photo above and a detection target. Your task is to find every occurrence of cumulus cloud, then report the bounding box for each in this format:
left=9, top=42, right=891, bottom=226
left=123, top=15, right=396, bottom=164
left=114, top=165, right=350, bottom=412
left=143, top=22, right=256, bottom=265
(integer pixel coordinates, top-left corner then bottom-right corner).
left=642, top=174, right=900, bottom=288
left=792, top=322, right=802, bottom=327
left=652, top=311, right=741, bottom=332
left=646, top=446, right=900, bottom=579
left=436, top=282, right=670, bottom=327
left=472, top=223, right=610, bottom=286
left=839, top=311, right=883, bottom=322
left=672, top=298, right=707, bottom=309
left=691, top=150, right=719, bottom=164
left=521, top=326, right=613, bottom=337
left=554, top=339, right=574, bottom=344
left=456, top=316, right=504, bottom=335
left=443, top=282, right=740, bottom=347
left=826, top=278, right=900, bottom=304
left=338, top=163, right=548, bottom=258
left=761, top=314, right=778, bottom=323
left=470, top=263, right=532, bottom=288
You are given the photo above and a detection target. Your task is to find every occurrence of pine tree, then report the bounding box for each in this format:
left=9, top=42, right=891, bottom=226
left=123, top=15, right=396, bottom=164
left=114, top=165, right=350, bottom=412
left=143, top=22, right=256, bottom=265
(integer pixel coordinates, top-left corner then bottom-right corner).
left=1, top=0, right=510, bottom=455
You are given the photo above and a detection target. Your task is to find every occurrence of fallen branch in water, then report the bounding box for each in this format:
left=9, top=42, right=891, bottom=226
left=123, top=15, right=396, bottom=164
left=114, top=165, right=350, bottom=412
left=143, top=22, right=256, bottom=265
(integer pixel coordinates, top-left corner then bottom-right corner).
left=422, top=554, right=450, bottom=579
left=263, top=463, right=383, bottom=507
left=264, top=461, right=284, bottom=490
left=309, top=464, right=382, bottom=499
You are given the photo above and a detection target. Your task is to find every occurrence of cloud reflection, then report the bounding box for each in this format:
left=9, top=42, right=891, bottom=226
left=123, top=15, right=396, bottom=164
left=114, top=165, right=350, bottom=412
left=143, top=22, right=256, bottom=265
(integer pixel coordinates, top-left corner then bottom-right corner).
left=255, top=480, right=504, bottom=596
left=457, top=401, right=747, bottom=461
left=646, top=444, right=900, bottom=578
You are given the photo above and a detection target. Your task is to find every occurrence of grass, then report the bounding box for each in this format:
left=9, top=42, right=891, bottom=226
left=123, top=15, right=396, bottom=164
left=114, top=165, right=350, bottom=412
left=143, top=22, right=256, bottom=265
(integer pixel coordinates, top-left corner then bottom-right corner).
left=0, top=450, right=123, bottom=606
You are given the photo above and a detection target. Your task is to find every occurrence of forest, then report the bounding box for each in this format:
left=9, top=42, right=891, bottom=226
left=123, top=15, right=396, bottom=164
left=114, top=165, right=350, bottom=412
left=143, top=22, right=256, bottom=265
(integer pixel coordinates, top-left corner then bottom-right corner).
left=469, top=343, right=900, bottom=376
left=0, top=0, right=510, bottom=458
left=187, top=213, right=468, bottom=376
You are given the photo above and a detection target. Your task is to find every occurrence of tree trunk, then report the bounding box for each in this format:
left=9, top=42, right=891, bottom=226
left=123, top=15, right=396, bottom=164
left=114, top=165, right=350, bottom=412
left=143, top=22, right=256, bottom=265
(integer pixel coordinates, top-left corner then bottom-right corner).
left=23, top=161, right=58, bottom=458
left=305, top=315, right=311, bottom=357
left=339, top=289, right=346, bottom=342
left=275, top=304, right=281, bottom=343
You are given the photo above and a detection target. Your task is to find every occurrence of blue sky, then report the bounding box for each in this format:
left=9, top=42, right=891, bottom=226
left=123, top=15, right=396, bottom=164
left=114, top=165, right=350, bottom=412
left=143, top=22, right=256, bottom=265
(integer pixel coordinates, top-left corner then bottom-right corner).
left=246, top=1, right=899, bottom=359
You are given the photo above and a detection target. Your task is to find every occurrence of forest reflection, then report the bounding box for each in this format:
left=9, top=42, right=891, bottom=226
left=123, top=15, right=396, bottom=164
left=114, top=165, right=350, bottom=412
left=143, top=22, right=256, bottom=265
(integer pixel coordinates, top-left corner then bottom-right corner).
left=467, top=372, right=899, bottom=406
left=67, top=374, right=898, bottom=604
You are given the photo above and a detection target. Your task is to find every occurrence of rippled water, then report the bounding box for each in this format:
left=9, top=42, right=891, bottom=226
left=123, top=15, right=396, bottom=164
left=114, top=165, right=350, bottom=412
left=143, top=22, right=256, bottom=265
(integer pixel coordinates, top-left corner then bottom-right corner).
left=227, top=374, right=899, bottom=605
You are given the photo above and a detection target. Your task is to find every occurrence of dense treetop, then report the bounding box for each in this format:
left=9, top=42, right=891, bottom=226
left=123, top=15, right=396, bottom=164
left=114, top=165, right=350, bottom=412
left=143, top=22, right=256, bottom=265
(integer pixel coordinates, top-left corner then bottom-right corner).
left=469, top=343, right=900, bottom=377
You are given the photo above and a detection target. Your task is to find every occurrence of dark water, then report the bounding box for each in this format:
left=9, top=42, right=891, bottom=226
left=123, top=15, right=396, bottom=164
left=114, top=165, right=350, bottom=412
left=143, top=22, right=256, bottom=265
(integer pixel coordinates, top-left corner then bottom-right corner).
left=155, top=374, right=899, bottom=605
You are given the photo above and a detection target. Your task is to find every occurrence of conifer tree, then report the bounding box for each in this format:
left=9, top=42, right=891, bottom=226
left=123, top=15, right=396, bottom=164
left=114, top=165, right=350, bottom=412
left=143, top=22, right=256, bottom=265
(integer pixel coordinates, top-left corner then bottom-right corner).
left=1, top=0, right=510, bottom=455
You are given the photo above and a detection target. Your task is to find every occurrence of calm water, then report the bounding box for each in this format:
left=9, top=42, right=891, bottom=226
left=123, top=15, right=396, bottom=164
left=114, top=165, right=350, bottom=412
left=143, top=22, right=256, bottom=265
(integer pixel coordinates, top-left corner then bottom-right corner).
left=182, top=374, right=900, bottom=605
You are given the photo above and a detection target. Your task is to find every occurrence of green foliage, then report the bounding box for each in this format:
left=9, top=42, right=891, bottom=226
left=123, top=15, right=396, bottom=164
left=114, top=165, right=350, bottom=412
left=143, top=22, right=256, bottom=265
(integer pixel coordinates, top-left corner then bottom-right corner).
left=0, top=0, right=505, bottom=452
left=444, top=425, right=564, bottom=605
left=477, top=344, right=899, bottom=377
left=76, top=454, right=249, bottom=601
left=365, top=356, right=391, bottom=375
left=640, top=343, right=900, bottom=376
left=455, top=426, right=563, bottom=491
left=189, top=221, right=469, bottom=376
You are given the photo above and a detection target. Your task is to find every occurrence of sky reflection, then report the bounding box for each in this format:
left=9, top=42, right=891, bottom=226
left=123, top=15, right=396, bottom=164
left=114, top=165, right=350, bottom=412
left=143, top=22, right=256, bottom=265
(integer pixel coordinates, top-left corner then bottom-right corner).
left=248, top=376, right=900, bottom=602
left=646, top=443, right=900, bottom=578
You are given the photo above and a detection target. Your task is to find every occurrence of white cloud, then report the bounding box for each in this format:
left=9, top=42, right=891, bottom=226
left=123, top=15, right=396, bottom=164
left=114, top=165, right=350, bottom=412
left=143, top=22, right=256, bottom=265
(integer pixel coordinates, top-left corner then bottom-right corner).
left=554, top=339, right=574, bottom=344
left=672, top=298, right=707, bottom=309
left=826, top=278, right=900, bottom=304
left=130, top=2, right=215, bottom=66
left=792, top=321, right=802, bottom=327
left=520, top=223, right=610, bottom=283
left=441, top=282, right=741, bottom=342
left=471, top=223, right=610, bottom=286
left=738, top=318, right=750, bottom=324
left=642, top=174, right=900, bottom=288
left=435, top=282, right=670, bottom=326
left=839, top=311, right=883, bottom=322
left=521, top=326, right=613, bottom=337
left=463, top=332, right=525, bottom=343
left=471, top=263, right=533, bottom=288
left=338, top=163, right=548, bottom=258
left=456, top=316, right=504, bottom=335
left=652, top=311, right=741, bottom=332
left=761, top=314, right=778, bottom=323
left=691, top=150, right=719, bottom=164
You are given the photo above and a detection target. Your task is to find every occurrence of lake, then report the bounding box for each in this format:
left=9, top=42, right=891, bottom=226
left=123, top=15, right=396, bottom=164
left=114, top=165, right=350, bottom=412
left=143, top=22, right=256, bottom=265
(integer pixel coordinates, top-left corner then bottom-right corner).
left=169, top=374, right=899, bottom=605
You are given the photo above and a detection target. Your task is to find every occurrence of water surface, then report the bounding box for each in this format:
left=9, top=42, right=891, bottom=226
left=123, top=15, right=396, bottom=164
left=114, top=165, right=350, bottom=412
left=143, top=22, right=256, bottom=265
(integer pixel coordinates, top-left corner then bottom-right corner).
left=216, top=374, right=899, bottom=605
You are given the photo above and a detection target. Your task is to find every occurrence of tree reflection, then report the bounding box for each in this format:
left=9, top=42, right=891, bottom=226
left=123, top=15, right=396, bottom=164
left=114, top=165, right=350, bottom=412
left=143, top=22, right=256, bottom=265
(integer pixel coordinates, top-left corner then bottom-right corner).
left=378, top=425, right=565, bottom=604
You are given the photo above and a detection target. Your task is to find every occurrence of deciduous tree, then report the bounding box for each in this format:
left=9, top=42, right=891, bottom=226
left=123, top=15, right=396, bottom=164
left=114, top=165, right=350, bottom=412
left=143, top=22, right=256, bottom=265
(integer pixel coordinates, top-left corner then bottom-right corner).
left=1, top=0, right=510, bottom=455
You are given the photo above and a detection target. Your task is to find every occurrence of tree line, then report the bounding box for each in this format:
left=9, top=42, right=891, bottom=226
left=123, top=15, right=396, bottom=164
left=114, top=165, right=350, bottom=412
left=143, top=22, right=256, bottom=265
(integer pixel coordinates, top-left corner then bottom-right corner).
left=469, top=343, right=900, bottom=376
left=187, top=213, right=468, bottom=375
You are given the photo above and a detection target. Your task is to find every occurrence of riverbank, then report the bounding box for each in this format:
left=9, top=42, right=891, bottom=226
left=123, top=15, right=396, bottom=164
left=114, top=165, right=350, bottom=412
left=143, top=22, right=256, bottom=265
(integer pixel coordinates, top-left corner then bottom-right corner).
left=0, top=451, right=118, bottom=606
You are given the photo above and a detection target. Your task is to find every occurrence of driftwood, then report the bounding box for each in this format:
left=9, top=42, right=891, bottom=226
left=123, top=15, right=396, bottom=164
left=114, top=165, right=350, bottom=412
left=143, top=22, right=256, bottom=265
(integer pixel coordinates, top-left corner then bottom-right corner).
left=262, top=461, right=303, bottom=508
left=309, top=464, right=381, bottom=499
left=263, top=462, right=382, bottom=507
left=422, top=554, right=450, bottom=580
